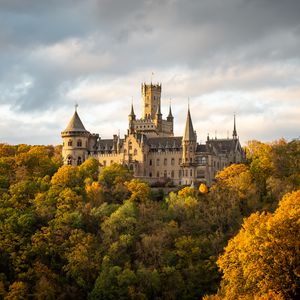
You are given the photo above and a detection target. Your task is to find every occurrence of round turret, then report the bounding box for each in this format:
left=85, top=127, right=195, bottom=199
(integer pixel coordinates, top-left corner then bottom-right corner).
left=61, top=107, right=90, bottom=166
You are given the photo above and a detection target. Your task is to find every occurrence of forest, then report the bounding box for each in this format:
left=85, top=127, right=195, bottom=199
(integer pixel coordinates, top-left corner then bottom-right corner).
left=0, top=139, right=299, bottom=299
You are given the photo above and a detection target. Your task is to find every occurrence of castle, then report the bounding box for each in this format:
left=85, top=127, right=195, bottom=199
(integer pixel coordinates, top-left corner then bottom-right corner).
left=61, top=83, right=245, bottom=186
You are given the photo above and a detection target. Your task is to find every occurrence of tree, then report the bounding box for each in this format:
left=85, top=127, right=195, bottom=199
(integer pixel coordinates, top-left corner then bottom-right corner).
left=217, top=190, right=300, bottom=299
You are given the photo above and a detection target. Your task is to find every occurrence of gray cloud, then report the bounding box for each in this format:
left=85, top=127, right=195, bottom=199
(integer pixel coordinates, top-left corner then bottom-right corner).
left=0, top=0, right=300, bottom=144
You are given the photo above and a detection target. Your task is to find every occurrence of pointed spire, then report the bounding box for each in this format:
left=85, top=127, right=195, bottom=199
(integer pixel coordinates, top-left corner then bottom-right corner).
left=183, top=105, right=196, bottom=142
left=64, top=107, right=87, bottom=132
left=129, top=100, right=135, bottom=117
left=233, top=114, right=238, bottom=139
left=167, top=99, right=173, bottom=118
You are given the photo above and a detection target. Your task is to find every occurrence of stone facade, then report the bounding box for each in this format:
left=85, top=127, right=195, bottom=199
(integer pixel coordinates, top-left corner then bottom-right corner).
left=61, top=83, right=245, bottom=186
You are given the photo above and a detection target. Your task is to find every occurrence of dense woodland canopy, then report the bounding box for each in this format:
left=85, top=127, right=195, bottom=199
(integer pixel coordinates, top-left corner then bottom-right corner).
left=0, top=140, right=299, bottom=299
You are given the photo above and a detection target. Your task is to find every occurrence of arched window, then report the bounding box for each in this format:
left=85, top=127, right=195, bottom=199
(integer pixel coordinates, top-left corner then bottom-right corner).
left=103, top=160, right=106, bottom=166
left=190, top=169, right=193, bottom=176
left=164, top=158, right=167, bottom=166
left=110, top=160, right=113, bottom=165
left=149, top=159, right=152, bottom=166
left=171, top=170, right=174, bottom=178
left=202, top=157, right=206, bottom=164
left=68, top=140, right=72, bottom=147
left=77, top=157, right=82, bottom=166
left=164, top=170, right=167, bottom=178
left=129, top=141, right=132, bottom=150
left=67, top=156, right=72, bottom=165
left=171, top=158, right=175, bottom=166
left=156, top=158, right=160, bottom=166
left=77, top=139, right=82, bottom=147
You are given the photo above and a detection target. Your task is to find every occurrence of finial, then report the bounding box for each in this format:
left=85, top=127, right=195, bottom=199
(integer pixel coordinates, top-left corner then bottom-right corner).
left=75, top=103, right=78, bottom=112
left=188, top=97, right=190, bottom=110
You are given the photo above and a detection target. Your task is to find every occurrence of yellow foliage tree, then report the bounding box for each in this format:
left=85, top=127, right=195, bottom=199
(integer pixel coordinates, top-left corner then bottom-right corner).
left=178, top=186, right=195, bottom=198
left=217, top=190, right=300, bottom=299
left=125, top=179, right=150, bottom=203
left=199, top=183, right=208, bottom=194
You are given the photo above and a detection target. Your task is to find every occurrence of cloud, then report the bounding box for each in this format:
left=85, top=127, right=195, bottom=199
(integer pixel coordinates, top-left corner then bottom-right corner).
left=0, top=0, right=300, bottom=144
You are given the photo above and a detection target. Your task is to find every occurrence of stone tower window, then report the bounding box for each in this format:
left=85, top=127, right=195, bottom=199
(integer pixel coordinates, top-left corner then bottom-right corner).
left=77, top=139, right=82, bottom=147
left=156, top=158, right=160, bottom=166
left=164, top=170, right=167, bottom=178
left=77, top=157, right=82, bottom=166
left=149, top=172, right=152, bottom=177
left=156, top=171, right=160, bottom=178
left=171, top=158, right=175, bottom=165
left=164, top=158, right=167, bottom=166
left=67, top=156, right=72, bottom=165
left=68, top=140, right=72, bottom=146
left=190, top=169, right=193, bottom=176
left=171, top=170, right=174, bottom=178
left=149, top=159, right=152, bottom=166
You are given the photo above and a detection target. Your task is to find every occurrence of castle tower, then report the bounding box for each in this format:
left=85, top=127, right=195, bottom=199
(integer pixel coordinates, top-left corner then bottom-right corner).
left=128, top=102, right=136, bottom=134
left=154, top=102, right=162, bottom=131
left=181, top=106, right=197, bottom=185
left=142, top=83, right=162, bottom=119
left=61, top=106, right=90, bottom=166
left=167, top=102, right=174, bottom=135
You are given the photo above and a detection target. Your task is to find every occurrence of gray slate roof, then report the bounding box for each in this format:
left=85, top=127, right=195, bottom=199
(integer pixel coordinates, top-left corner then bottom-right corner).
left=183, top=109, right=196, bottom=141
left=64, top=111, right=87, bottom=132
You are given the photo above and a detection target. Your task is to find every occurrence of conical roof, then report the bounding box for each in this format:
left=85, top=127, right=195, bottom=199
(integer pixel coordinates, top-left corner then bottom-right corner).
left=183, top=108, right=196, bottom=141
left=167, top=104, right=173, bottom=118
left=64, top=110, right=87, bottom=132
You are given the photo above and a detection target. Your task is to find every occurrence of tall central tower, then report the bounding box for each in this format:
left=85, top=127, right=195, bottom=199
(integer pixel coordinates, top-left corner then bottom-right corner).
left=142, top=83, right=161, bottom=119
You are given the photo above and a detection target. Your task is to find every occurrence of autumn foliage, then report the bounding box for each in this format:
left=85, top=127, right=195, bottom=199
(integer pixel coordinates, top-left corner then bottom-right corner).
left=0, top=140, right=299, bottom=299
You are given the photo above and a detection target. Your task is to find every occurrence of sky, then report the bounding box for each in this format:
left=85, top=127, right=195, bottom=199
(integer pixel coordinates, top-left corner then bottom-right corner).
left=0, top=0, right=300, bottom=146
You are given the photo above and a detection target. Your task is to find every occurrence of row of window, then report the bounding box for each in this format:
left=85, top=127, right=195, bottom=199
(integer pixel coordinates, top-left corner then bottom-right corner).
left=149, top=169, right=194, bottom=178
left=67, top=156, right=82, bottom=166
left=149, top=157, right=200, bottom=166
left=66, top=139, right=85, bottom=147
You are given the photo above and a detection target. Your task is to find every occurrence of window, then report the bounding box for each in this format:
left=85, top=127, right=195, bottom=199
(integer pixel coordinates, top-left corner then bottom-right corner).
left=157, top=171, right=160, bottom=178
left=164, top=158, right=167, bottom=166
left=156, top=158, right=160, bottom=166
left=149, top=159, right=152, bottom=166
left=171, top=170, right=174, bottom=178
left=77, top=139, right=82, bottom=147
left=68, top=140, right=72, bottom=147
left=171, top=158, right=175, bottom=166
left=129, top=141, right=132, bottom=150
left=103, top=160, right=106, bottom=166
left=202, top=157, right=206, bottom=164
left=67, top=156, right=72, bottom=165
left=149, top=172, right=152, bottom=177
left=179, top=158, right=182, bottom=164
left=77, top=157, right=82, bottom=166
left=190, top=157, right=192, bottom=163
left=164, top=170, right=167, bottom=178
left=190, top=169, right=193, bottom=176
left=134, top=149, right=137, bottom=155
left=110, top=160, right=113, bottom=165
left=179, top=170, right=182, bottom=177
